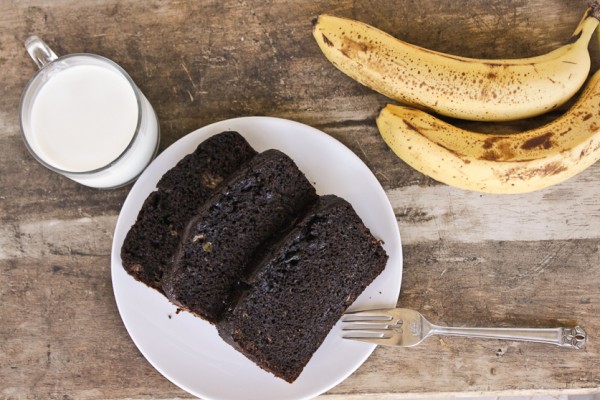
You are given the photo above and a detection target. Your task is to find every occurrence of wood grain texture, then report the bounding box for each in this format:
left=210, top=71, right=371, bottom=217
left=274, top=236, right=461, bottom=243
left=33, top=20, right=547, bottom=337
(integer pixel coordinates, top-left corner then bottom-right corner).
left=1, top=0, right=600, bottom=399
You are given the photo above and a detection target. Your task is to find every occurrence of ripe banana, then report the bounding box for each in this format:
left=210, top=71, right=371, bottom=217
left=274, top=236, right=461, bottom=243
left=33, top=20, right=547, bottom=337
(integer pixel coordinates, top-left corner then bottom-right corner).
left=376, top=70, right=600, bottom=194
left=313, top=7, right=600, bottom=122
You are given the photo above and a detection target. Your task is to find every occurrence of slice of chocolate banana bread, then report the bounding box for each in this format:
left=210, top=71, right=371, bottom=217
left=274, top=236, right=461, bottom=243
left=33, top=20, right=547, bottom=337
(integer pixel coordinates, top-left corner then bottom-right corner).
left=120, top=131, right=257, bottom=293
left=216, top=195, right=388, bottom=383
left=162, top=149, right=318, bottom=323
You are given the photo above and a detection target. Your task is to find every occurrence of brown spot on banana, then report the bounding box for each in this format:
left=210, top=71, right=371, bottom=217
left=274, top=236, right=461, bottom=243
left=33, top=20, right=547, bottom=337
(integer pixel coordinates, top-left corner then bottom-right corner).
left=498, top=161, right=569, bottom=183
left=341, top=37, right=369, bottom=57
left=481, top=144, right=516, bottom=161
left=579, top=141, right=593, bottom=159
left=436, top=142, right=469, bottom=162
left=401, top=118, right=471, bottom=163
left=480, top=138, right=517, bottom=161
left=483, top=136, right=505, bottom=149
left=559, top=127, right=573, bottom=136
left=480, top=150, right=502, bottom=161
left=322, top=34, right=334, bottom=47
left=402, top=119, right=421, bottom=134
left=484, top=62, right=508, bottom=68
left=539, top=161, right=568, bottom=177
left=521, top=132, right=554, bottom=150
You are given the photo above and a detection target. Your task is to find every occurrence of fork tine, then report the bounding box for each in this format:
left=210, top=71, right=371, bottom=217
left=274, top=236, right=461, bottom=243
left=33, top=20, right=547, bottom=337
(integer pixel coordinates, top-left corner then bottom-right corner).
left=342, top=309, right=393, bottom=323
left=343, top=329, right=392, bottom=338
left=343, top=336, right=394, bottom=345
left=342, top=327, right=394, bottom=337
left=345, top=308, right=395, bottom=317
left=342, top=323, right=392, bottom=331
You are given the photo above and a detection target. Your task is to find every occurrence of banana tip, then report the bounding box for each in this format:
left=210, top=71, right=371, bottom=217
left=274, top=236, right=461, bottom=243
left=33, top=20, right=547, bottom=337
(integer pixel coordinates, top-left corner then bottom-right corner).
left=312, top=14, right=328, bottom=29
left=376, top=104, right=389, bottom=117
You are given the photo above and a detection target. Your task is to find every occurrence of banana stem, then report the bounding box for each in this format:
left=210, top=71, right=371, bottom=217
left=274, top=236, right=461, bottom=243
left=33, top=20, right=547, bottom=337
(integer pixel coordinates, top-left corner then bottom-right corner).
left=568, top=7, right=600, bottom=45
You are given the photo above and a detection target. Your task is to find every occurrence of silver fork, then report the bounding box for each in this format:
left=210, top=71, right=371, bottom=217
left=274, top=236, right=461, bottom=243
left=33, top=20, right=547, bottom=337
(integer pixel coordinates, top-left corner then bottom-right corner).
left=342, top=308, right=587, bottom=349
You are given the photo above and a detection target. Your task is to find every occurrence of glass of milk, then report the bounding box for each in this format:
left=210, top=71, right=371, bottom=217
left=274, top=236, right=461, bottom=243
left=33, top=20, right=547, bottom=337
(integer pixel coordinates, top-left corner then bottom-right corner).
left=19, top=36, right=160, bottom=188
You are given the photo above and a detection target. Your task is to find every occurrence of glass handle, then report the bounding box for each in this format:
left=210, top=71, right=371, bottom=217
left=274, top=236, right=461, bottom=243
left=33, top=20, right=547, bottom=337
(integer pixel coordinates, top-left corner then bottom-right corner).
left=24, top=36, right=58, bottom=69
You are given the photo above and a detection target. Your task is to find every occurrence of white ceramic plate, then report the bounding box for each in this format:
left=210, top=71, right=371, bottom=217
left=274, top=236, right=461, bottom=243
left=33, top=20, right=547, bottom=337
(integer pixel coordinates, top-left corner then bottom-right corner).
left=111, top=116, right=402, bottom=400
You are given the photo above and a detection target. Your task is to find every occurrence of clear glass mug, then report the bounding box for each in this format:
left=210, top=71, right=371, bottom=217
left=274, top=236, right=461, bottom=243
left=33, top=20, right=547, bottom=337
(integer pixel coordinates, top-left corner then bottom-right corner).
left=19, top=36, right=160, bottom=188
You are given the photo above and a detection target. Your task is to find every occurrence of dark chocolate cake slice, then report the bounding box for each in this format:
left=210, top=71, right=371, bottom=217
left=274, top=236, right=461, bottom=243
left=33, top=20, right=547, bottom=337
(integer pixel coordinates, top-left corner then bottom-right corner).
left=216, top=195, right=388, bottom=383
left=120, top=131, right=257, bottom=293
left=162, top=149, right=318, bottom=323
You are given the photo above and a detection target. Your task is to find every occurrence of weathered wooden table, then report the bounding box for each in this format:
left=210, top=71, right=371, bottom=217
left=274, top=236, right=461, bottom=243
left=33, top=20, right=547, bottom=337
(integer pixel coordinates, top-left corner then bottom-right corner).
left=2, top=0, right=600, bottom=399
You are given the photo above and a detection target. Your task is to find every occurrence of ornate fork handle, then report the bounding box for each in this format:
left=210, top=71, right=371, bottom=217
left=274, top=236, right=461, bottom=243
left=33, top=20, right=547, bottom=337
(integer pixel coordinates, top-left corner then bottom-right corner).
left=427, top=325, right=587, bottom=349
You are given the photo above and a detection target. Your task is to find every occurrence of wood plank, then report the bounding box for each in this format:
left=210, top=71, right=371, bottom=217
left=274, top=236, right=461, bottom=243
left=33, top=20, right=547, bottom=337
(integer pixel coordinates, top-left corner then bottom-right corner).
left=389, top=162, right=600, bottom=244
left=2, top=239, right=598, bottom=398
left=2, top=159, right=600, bottom=262
left=0, top=256, right=185, bottom=399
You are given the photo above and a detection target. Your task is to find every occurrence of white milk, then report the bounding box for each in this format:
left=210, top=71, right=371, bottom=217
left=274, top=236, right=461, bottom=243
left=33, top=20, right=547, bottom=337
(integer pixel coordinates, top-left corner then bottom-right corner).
left=24, top=61, right=159, bottom=188
left=31, top=65, right=138, bottom=172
